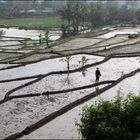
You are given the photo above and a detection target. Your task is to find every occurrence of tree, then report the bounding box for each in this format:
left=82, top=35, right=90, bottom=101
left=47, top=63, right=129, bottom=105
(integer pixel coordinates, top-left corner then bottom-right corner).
left=105, top=1, right=119, bottom=25
left=79, top=56, right=89, bottom=67
left=78, top=94, right=140, bottom=140
left=135, top=9, right=140, bottom=23
left=59, top=1, right=87, bottom=34
left=88, top=2, right=106, bottom=27
left=60, top=55, right=73, bottom=72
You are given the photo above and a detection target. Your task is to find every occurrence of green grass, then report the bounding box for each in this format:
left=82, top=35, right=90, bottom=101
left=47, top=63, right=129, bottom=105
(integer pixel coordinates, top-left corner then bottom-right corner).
left=0, top=16, right=64, bottom=29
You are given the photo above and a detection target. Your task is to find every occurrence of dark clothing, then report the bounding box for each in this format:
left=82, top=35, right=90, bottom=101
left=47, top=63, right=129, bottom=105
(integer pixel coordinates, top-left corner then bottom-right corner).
left=95, top=69, right=101, bottom=82
left=39, top=34, right=42, bottom=44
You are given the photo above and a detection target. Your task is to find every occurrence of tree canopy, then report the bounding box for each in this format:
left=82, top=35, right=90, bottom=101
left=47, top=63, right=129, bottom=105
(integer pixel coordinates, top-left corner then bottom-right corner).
left=78, top=94, right=140, bottom=140
left=59, top=1, right=140, bottom=34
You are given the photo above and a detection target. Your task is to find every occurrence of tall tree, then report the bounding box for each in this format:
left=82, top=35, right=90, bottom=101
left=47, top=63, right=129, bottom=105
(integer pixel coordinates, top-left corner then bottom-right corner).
left=59, top=1, right=87, bottom=33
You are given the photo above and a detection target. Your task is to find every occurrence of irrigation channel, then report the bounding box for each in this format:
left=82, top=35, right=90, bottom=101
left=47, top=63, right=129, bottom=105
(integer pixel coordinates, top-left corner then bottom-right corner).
left=0, top=26, right=140, bottom=139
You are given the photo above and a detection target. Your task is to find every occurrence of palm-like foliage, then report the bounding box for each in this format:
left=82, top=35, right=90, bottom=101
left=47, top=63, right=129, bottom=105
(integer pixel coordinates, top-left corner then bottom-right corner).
left=78, top=94, right=140, bottom=140
left=79, top=56, right=89, bottom=67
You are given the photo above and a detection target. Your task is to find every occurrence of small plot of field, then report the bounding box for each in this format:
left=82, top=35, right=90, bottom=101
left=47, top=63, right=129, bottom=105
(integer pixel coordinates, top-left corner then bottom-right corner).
left=0, top=46, right=23, bottom=50
left=106, top=36, right=140, bottom=49
left=0, top=27, right=45, bottom=40
left=13, top=53, right=60, bottom=63
left=85, top=33, right=140, bottom=53
left=11, top=57, right=140, bottom=97
left=0, top=52, right=21, bottom=61
left=53, top=38, right=103, bottom=51
left=0, top=37, right=24, bottom=41
left=0, top=88, right=94, bottom=139
left=0, top=41, right=22, bottom=46
left=0, top=63, right=18, bottom=69
left=0, top=17, right=63, bottom=28
left=0, top=55, right=103, bottom=81
left=22, top=72, right=140, bottom=139
left=97, top=28, right=140, bottom=39
left=93, top=34, right=129, bottom=48
left=97, top=43, right=140, bottom=56
left=0, top=80, right=33, bottom=100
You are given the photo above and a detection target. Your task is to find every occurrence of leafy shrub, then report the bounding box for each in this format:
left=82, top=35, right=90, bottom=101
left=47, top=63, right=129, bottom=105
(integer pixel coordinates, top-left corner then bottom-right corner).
left=78, top=94, right=140, bottom=140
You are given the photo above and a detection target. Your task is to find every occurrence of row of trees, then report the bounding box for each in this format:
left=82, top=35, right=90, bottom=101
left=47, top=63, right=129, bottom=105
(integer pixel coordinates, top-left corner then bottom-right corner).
left=59, top=1, right=140, bottom=36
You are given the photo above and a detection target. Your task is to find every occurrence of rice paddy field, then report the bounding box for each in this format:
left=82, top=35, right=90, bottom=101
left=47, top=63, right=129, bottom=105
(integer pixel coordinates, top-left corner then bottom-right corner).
left=0, top=26, right=140, bottom=139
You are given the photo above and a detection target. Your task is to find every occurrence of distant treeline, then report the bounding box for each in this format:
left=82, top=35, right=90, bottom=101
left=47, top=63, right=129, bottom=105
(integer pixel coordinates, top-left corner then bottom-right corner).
left=59, top=1, right=140, bottom=35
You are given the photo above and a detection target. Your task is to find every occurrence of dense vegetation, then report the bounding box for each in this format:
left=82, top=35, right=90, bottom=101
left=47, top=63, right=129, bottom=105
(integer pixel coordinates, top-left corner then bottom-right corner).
left=78, top=94, right=140, bottom=140
left=0, top=1, right=139, bottom=31
left=59, top=1, right=140, bottom=36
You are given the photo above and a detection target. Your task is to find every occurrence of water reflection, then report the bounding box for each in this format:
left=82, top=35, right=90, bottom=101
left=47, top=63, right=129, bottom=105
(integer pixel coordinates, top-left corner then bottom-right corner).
left=0, top=27, right=61, bottom=41
left=82, top=68, right=87, bottom=77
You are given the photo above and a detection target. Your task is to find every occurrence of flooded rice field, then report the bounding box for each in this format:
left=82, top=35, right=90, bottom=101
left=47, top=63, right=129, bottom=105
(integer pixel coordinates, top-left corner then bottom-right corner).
left=0, top=79, right=33, bottom=100
left=22, top=72, right=140, bottom=139
left=10, top=57, right=140, bottom=97
left=0, top=27, right=61, bottom=40
left=0, top=54, right=103, bottom=80
left=0, top=55, right=140, bottom=139
left=97, top=27, right=140, bottom=39
left=0, top=27, right=140, bottom=139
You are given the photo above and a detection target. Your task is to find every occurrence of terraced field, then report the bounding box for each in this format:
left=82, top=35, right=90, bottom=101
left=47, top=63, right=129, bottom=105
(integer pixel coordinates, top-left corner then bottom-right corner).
left=0, top=26, right=140, bottom=139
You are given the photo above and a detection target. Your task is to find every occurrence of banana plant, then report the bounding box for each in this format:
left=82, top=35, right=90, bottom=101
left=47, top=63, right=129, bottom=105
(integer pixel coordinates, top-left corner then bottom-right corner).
left=79, top=56, right=89, bottom=66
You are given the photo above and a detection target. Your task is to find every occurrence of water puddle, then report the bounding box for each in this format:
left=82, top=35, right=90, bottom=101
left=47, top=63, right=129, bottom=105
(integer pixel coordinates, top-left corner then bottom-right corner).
left=0, top=41, right=21, bottom=46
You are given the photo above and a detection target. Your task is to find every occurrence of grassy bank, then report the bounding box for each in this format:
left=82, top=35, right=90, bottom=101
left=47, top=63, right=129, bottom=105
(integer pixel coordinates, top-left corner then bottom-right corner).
left=0, top=16, right=64, bottom=29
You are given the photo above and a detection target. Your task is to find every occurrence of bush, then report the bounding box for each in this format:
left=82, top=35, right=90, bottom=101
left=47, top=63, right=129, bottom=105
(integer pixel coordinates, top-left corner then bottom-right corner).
left=78, top=94, right=140, bottom=140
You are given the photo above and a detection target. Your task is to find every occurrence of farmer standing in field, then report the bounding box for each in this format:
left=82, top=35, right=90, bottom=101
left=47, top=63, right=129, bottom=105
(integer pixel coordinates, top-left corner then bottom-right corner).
left=95, top=67, right=101, bottom=82
left=39, top=33, right=42, bottom=44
